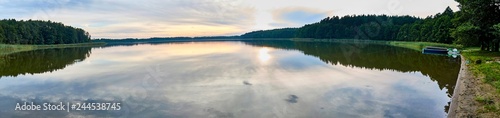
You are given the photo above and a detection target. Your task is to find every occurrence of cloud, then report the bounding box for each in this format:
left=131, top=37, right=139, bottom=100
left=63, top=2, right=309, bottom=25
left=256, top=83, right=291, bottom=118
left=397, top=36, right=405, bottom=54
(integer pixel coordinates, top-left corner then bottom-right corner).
left=246, top=0, right=459, bottom=30
left=1, top=0, right=256, bottom=38
left=0, top=0, right=91, bottom=18
left=0, top=0, right=460, bottom=38
left=270, top=7, right=332, bottom=27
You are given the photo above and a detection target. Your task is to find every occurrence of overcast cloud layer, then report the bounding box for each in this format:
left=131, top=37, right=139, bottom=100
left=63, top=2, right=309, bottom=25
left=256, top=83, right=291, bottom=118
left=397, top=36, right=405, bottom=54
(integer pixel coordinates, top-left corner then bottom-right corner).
left=0, top=0, right=459, bottom=38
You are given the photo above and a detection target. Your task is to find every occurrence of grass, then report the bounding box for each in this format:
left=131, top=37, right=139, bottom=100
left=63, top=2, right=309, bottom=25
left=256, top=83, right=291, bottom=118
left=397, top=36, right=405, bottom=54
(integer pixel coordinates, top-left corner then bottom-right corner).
left=484, top=104, right=499, bottom=112
left=0, top=42, right=106, bottom=56
left=388, top=41, right=462, bottom=51
left=476, top=95, right=494, bottom=104
left=459, top=48, right=500, bottom=116
left=291, top=38, right=463, bottom=52
left=476, top=95, right=500, bottom=113
left=462, top=50, right=500, bottom=90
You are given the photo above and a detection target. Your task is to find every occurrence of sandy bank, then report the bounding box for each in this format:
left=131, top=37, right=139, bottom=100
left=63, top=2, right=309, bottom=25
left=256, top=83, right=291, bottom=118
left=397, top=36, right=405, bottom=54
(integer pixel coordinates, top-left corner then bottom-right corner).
left=448, top=55, right=477, bottom=117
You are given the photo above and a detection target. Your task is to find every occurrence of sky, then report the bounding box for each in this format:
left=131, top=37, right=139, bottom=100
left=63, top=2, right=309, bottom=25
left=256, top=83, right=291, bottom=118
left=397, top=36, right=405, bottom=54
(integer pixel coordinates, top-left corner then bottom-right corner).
left=0, top=0, right=460, bottom=38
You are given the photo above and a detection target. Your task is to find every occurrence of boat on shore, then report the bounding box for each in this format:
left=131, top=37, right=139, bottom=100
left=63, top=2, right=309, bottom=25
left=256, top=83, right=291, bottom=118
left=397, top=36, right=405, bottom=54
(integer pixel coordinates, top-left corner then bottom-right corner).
left=422, top=46, right=460, bottom=58
left=422, top=46, right=449, bottom=54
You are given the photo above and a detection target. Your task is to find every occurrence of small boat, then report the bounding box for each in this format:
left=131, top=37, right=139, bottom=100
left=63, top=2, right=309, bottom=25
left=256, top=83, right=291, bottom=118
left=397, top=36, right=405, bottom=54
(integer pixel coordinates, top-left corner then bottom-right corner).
left=422, top=46, right=460, bottom=58
left=422, top=46, right=449, bottom=54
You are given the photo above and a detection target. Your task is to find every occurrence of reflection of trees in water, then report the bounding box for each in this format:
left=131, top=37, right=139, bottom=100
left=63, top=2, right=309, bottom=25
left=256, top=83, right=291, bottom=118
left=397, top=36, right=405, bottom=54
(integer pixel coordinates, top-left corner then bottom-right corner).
left=0, top=47, right=92, bottom=78
left=242, top=40, right=460, bottom=97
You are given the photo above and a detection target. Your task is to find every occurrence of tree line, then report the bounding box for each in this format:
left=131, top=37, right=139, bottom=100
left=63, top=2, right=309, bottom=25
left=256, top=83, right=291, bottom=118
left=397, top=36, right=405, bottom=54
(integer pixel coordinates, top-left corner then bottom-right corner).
left=452, top=0, right=500, bottom=51
left=241, top=0, right=500, bottom=52
left=396, top=7, right=455, bottom=43
left=0, top=19, right=91, bottom=45
left=297, top=15, right=420, bottom=40
left=241, top=28, right=297, bottom=38
left=94, top=36, right=240, bottom=44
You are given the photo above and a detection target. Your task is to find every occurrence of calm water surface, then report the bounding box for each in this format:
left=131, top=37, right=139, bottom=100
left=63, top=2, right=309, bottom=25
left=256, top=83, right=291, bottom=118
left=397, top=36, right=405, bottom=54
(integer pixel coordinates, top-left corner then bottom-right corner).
left=0, top=40, right=460, bottom=118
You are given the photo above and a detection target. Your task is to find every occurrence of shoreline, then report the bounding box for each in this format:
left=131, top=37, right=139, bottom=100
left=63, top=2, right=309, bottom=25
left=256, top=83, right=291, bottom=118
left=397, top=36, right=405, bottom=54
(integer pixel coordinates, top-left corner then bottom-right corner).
left=448, top=55, right=476, bottom=117
left=289, top=38, right=461, bottom=51
left=291, top=39, right=473, bottom=117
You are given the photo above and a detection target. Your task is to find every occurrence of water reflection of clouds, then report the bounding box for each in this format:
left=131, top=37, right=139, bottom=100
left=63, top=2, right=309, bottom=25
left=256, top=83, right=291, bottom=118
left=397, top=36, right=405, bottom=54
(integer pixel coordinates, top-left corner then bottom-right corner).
left=92, top=42, right=244, bottom=61
left=258, top=47, right=271, bottom=64
left=274, top=51, right=330, bottom=71
left=0, top=42, right=451, bottom=117
left=322, top=85, right=445, bottom=118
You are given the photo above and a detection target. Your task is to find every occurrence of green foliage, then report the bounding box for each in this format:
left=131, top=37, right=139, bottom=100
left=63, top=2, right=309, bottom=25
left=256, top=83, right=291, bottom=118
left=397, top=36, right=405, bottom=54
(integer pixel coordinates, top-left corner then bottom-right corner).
left=241, top=28, right=297, bottom=38
left=493, top=23, right=500, bottom=37
left=0, top=24, right=5, bottom=43
left=474, top=62, right=500, bottom=84
left=476, top=95, right=493, bottom=104
left=396, top=7, right=455, bottom=43
left=492, top=23, right=500, bottom=52
left=0, top=19, right=91, bottom=45
left=295, top=15, right=420, bottom=40
left=240, top=3, right=497, bottom=51
left=476, top=95, right=500, bottom=113
left=242, top=7, right=458, bottom=44
left=389, top=41, right=461, bottom=51
left=454, top=0, right=500, bottom=51
left=451, top=23, right=481, bottom=46
left=475, top=95, right=500, bottom=113
left=455, top=0, right=500, bottom=29
left=484, top=104, right=499, bottom=112
left=463, top=51, right=500, bottom=91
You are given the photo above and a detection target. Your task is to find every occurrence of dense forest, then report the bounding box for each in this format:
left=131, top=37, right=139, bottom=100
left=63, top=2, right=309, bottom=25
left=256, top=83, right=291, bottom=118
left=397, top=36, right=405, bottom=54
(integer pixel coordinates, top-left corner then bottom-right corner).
left=240, top=11, right=448, bottom=42
left=296, top=15, right=420, bottom=40
left=396, top=7, right=455, bottom=43
left=0, top=19, right=91, bottom=45
left=452, top=0, right=500, bottom=51
left=241, top=0, right=500, bottom=52
left=241, top=28, right=297, bottom=38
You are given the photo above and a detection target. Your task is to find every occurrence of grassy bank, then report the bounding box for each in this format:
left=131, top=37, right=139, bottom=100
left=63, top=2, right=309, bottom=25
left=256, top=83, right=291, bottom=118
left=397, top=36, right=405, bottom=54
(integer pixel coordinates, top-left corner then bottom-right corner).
left=461, top=48, right=500, bottom=115
left=388, top=41, right=462, bottom=51
left=291, top=38, right=462, bottom=51
left=462, top=48, right=500, bottom=88
left=0, top=42, right=106, bottom=56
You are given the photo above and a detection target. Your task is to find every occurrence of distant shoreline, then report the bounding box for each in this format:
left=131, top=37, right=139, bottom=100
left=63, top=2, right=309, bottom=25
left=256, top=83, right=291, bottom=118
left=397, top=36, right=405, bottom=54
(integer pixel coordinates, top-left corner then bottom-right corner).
left=93, top=38, right=289, bottom=44
left=95, top=38, right=462, bottom=51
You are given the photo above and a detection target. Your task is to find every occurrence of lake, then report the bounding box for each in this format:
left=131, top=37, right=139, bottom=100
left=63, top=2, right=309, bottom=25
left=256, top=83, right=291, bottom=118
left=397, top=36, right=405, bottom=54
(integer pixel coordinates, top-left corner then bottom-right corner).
left=0, top=40, right=460, bottom=118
